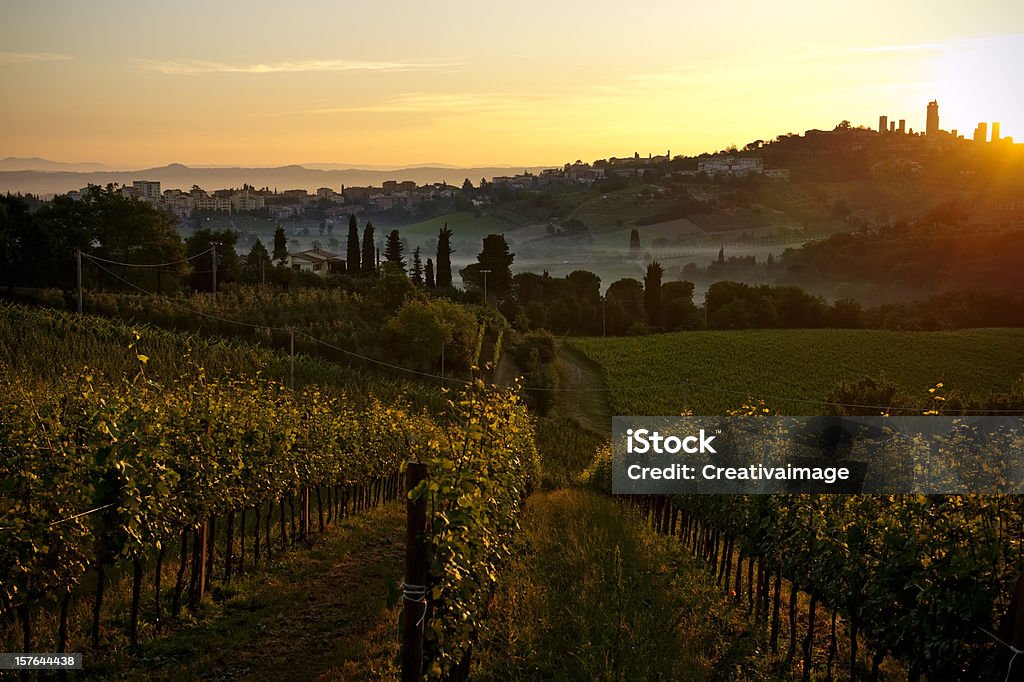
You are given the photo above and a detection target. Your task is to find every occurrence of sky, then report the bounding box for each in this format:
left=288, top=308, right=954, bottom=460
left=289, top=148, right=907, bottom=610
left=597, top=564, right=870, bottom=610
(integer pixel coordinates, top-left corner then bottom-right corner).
left=1, top=0, right=1022, bottom=169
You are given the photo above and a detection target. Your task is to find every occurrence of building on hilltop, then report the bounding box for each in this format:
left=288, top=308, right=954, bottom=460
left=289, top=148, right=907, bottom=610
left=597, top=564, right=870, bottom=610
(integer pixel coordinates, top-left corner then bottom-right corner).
left=926, top=100, right=940, bottom=136
left=697, top=156, right=763, bottom=176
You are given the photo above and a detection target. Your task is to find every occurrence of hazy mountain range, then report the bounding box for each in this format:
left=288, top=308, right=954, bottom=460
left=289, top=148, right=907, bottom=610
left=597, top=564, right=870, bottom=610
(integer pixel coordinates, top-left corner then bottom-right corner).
left=0, top=158, right=556, bottom=196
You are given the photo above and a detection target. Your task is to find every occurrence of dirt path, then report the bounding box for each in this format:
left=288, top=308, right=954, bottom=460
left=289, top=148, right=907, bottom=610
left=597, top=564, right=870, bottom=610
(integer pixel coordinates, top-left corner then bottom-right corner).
left=554, top=343, right=613, bottom=435
left=115, top=504, right=404, bottom=681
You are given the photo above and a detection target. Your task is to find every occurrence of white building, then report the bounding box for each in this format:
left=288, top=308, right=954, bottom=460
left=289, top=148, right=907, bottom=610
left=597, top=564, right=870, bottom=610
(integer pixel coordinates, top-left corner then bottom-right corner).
left=697, top=157, right=764, bottom=176
left=288, top=246, right=344, bottom=275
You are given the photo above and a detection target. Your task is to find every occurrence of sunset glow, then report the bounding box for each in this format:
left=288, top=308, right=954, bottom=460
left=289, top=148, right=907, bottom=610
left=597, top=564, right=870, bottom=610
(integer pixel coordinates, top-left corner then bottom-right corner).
left=1, top=1, right=1021, bottom=168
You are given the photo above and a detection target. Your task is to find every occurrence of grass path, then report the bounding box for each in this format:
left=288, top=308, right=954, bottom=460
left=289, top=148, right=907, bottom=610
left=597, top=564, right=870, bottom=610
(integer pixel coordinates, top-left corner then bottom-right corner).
left=554, top=343, right=613, bottom=434
left=471, top=490, right=776, bottom=681
left=96, top=504, right=404, bottom=681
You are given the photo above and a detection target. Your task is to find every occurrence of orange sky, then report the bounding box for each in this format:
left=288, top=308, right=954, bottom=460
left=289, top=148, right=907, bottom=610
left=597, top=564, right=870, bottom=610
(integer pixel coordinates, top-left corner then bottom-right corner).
left=1, top=1, right=1022, bottom=168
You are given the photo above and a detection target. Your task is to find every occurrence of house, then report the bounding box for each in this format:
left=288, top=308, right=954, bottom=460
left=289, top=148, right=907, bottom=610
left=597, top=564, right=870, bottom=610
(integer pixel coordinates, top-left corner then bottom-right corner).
left=288, top=246, right=345, bottom=275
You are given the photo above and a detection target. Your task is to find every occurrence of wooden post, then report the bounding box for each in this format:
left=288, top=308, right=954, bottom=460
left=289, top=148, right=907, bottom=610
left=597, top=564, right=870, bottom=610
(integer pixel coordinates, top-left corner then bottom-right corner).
left=76, top=248, right=83, bottom=313
left=1001, top=570, right=1024, bottom=680
left=402, top=462, right=428, bottom=682
left=195, top=522, right=207, bottom=604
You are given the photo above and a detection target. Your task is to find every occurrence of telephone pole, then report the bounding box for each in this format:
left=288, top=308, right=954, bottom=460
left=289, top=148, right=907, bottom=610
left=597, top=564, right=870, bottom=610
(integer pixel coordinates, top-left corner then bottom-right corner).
left=211, top=243, right=219, bottom=300
left=76, top=248, right=83, bottom=313
left=479, top=269, right=491, bottom=306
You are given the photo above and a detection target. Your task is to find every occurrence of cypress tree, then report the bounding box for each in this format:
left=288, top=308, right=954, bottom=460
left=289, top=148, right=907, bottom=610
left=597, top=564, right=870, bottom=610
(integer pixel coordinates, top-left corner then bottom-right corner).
left=411, top=246, right=424, bottom=285
left=643, top=261, right=664, bottom=326
left=273, top=225, right=289, bottom=264
left=346, top=214, right=360, bottom=273
left=384, top=229, right=406, bottom=271
left=361, top=222, right=375, bottom=275
left=425, top=258, right=435, bottom=288
left=436, top=223, right=453, bottom=288
left=629, top=229, right=641, bottom=251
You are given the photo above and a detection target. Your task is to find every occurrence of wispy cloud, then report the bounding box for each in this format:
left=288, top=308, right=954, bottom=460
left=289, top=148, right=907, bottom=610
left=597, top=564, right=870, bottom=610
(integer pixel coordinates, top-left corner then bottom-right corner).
left=851, top=42, right=947, bottom=54
left=263, top=92, right=553, bottom=117
left=137, top=58, right=462, bottom=75
left=852, top=34, right=1024, bottom=55
left=0, top=51, right=73, bottom=65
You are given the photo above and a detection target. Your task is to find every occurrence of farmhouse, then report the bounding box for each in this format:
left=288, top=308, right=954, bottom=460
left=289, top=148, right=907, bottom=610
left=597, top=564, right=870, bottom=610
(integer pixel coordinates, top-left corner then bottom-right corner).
left=288, top=246, right=345, bottom=275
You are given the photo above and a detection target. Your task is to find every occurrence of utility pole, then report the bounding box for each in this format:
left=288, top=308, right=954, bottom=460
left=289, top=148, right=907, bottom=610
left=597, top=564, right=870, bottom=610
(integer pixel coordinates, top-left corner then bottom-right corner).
left=479, top=269, right=491, bottom=306
left=211, top=243, right=219, bottom=301
left=704, top=289, right=709, bottom=329
left=289, top=329, right=295, bottom=390
left=602, top=295, right=606, bottom=337
left=76, top=248, right=83, bottom=314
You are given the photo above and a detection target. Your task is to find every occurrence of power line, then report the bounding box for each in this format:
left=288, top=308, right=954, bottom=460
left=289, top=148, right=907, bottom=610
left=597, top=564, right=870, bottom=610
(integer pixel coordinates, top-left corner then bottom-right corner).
left=83, top=248, right=213, bottom=269
left=299, top=332, right=471, bottom=386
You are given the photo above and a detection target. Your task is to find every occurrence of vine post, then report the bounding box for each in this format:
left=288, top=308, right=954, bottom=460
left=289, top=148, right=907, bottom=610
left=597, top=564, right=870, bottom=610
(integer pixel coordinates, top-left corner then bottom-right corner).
left=402, top=461, right=428, bottom=682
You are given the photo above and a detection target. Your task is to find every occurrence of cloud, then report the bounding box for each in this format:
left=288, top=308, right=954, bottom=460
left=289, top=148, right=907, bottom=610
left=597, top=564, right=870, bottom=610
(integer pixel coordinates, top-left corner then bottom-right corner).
left=262, top=92, right=548, bottom=117
left=0, top=51, right=73, bottom=65
left=137, top=58, right=462, bottom=75
left=851, top=42, right=947, bottom=54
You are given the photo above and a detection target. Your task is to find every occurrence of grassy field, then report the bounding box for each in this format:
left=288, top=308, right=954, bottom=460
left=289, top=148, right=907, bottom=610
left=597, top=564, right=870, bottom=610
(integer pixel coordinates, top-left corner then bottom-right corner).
left=398, top=211, right=522, bottom=240
left=566, top=328, right=1024, bottom=416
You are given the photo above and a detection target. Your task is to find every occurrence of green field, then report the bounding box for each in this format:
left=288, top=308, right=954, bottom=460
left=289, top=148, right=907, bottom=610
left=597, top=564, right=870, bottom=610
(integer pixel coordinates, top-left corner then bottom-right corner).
left=399, top=211, right=522, bottom=240
left=566, top=328, right=1024, bottom=415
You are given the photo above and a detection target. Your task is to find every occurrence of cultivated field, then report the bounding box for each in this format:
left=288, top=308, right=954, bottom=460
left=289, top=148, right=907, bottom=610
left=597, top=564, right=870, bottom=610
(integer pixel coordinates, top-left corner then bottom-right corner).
left=566, top=328, right=1024, bottom=415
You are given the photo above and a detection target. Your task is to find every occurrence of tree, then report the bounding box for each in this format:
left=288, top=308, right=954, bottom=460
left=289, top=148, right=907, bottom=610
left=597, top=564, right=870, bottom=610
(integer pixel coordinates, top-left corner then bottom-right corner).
left=629, top=229, right=641, bottom=252
left=187, top=228, right=240, bottom=291
left=605, top=278, right=645, bottom=334
left=247, top=238, right=271, bottom=268
left=273, top=225, right=288, bottom=264
left=411, top=246, right=424, bottom=286
left=384, top=229, right=406, bottom=271
left=361, top=222, right=376, bottom=275
left=383, top=299, right=449, bottom=370
left=1, top=193, right=94, bottom=289
left=436, top=223, right=453, bottom=288
left=460, top=233, right=514, bottom=297
left=425, top=258, right=435, bottom=288
left=566, top=270, right=601, bottom=304
left=661, top=280, right=700, bottom=330
left=8, top=186, right=186, bottom=292
left=718, top=245, right=725, bottom=265
left=643, top=261, right=664, bottom=326
left=346, top=214, right=360, bottom=273
left=462, top=178, right=474, bottom=192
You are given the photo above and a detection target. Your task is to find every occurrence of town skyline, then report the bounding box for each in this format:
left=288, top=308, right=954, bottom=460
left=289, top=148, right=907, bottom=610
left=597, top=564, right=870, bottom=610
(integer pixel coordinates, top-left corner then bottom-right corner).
left=1, top=1, right=1022, bottom=168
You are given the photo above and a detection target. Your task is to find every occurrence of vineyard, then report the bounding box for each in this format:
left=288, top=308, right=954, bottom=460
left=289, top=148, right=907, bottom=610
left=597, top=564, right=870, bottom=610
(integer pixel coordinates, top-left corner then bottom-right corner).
left=0, top=302, right=539, bottom=679
left=567, top=326, right=1024, bottom=680
left=566, top=328, right=1024, bottom=416
left=579, top=441, right=1024, bottom=679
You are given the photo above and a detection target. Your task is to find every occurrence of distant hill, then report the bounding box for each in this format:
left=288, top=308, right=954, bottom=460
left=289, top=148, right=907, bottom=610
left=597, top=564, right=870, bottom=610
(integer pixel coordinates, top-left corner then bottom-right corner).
left=0, top=163, right=556, bottom=196
left=0, top=157, right=110, bottom=172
